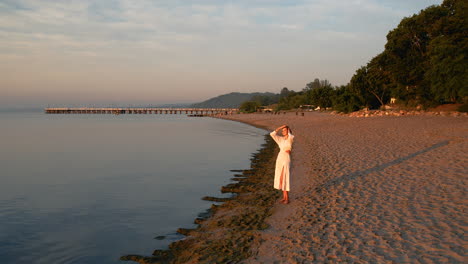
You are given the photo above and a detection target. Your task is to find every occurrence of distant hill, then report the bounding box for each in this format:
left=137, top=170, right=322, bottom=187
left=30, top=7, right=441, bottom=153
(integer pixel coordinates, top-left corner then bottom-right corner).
left=191, top=92, right=278, bottom=108
left=148, top=103, right=192, bottom=108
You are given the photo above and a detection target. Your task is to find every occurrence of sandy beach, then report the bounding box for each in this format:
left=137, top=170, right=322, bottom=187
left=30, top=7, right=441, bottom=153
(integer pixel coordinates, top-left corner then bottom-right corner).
left=219, top=112, right=467, bottom=263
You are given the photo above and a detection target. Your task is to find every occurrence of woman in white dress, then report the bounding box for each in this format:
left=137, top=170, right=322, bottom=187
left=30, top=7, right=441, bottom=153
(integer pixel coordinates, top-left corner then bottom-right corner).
left=270, top=125, right=294, bottom=204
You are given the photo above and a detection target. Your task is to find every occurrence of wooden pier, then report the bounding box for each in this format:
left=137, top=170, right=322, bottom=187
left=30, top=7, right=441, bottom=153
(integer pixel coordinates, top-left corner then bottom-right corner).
left=44, top=107, right=239, bottom=115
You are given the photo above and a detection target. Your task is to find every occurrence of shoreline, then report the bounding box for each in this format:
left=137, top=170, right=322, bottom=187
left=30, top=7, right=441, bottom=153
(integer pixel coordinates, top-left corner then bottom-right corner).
left=121, top=132, right=282, bottom=263
left=122, top=112, right=467, bottom=263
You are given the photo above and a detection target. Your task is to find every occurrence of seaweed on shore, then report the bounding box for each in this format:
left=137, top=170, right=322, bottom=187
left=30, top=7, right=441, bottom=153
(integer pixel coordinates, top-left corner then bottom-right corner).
left=120, top=135, right=280, bottom=264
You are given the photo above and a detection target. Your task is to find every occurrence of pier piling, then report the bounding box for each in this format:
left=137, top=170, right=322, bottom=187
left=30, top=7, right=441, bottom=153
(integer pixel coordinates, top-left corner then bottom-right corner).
left=44, top=107, right=239, bottom=116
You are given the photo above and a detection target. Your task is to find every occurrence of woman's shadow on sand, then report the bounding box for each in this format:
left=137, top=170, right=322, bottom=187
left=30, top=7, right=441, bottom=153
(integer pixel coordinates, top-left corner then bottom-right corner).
left=317, top=140, right=450, bottom=190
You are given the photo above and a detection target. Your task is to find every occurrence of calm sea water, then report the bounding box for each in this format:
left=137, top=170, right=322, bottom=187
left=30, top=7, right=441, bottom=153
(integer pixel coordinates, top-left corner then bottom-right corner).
left=0, top=111, right=266, bottom=264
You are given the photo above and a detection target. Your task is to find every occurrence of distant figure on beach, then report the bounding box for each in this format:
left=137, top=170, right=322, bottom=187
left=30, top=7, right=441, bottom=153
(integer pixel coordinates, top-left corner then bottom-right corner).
left=270, top=125, right=294, bottom=204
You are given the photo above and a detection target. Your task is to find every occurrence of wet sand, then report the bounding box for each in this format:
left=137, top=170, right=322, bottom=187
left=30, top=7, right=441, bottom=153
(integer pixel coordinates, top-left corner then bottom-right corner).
left=220, top=112, right=467, bottom=263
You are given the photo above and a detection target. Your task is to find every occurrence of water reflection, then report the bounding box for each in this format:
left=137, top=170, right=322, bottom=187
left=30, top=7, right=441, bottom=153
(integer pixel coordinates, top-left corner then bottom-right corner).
left=0, top=112, right=266, bottom=263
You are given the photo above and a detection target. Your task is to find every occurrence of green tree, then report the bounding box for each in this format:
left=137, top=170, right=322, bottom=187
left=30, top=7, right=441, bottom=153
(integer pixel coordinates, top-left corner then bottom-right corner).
left=307, top=85, right=335, bottom=108
left=426, top=37, right=468, bottom=102
left=303, top=78, right=334, bottom=107
left=365, top=53, right=393, bottom=107
left=349, top=66, right=374, bottom=108
left=332, top=85, right=362, bottom=113
left=381, top=0, right=466, bottom=105
left=280, top=87, right=290, bottom=98
left=277, top=89, right=306, bottom=110
left=304, top=78, right=321, bottom=91
left=239, top=101, right=261, bottom=113
left=426, top=0, right=468, bottom=103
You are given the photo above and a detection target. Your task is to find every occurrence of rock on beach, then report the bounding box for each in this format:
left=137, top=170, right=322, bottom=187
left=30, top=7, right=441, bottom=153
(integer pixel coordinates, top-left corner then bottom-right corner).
left=333, top=109, right=468, bottom=118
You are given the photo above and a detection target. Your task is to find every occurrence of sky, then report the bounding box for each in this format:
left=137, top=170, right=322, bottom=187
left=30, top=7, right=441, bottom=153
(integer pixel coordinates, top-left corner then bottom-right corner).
left=1, top=0, right=442, bottom=107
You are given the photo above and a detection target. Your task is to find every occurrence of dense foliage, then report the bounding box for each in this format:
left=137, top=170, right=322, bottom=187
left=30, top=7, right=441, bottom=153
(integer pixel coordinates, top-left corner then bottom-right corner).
left=244, top=0, right=467, bottom=113
left=239, top=101, right=262, bottom=113
left=382, top=0, right=467, bottom=106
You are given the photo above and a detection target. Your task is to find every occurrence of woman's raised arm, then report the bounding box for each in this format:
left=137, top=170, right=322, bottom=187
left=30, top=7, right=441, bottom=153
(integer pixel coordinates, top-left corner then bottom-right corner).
left=270, top=125, right=286, bottom=144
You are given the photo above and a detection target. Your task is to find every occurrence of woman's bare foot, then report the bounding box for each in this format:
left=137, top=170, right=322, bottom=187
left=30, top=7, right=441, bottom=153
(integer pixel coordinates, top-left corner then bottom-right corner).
left=281, top=200, right=289, bottom=204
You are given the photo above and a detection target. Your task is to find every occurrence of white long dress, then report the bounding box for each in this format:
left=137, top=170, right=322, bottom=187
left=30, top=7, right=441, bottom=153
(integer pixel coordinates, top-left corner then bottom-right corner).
left=270, top=130, right=294, bottom=191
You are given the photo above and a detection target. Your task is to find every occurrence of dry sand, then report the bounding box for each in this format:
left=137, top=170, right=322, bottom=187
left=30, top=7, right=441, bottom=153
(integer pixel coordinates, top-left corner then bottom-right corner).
left=219, top=112, right=467, bottom=263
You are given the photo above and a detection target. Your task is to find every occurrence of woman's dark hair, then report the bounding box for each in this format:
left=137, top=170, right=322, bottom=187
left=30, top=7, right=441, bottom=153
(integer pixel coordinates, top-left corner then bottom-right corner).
left=285, top=126, right=292, bottom=134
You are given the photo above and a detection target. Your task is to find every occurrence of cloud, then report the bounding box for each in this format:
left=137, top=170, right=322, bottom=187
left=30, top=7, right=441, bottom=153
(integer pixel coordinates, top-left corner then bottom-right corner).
left=277, top=24, right=301, bottom=30
left=0, top=0, right=431, bottom=57
left=0, top=0, right=442, bottom=105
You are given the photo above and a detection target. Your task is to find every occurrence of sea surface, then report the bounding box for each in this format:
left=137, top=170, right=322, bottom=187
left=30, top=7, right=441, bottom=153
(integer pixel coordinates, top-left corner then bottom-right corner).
left=0, top=111, right=266, bottom=264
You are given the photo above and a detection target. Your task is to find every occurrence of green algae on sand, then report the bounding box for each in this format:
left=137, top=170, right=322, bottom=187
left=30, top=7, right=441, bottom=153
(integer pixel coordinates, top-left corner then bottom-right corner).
left=121, top=135, right=280, bottom=264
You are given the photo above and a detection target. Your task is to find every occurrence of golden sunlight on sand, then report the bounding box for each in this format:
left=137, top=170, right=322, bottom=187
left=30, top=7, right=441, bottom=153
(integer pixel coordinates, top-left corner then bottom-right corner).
left=221, top=112, right=467, bottom=263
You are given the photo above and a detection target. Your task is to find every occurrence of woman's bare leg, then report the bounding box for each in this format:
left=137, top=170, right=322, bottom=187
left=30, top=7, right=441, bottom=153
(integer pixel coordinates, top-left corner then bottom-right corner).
left=282, top=191, right=289, bottom=204
left=277, top=166, right=289, bottom=204
left=279, top=167, right=289, bottom=204
left=279, top=167, right=285, bottom=202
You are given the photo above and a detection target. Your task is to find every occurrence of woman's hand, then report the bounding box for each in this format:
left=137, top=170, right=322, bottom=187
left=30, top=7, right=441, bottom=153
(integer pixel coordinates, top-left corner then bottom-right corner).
left=275, top=125, right=287, bottom=132
left=286, top=150, right=291, bottom=154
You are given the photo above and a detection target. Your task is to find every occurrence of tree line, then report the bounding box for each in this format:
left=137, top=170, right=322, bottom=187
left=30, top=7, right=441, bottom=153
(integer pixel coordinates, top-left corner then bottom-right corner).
left=240, top=0, right=467, bottom=113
